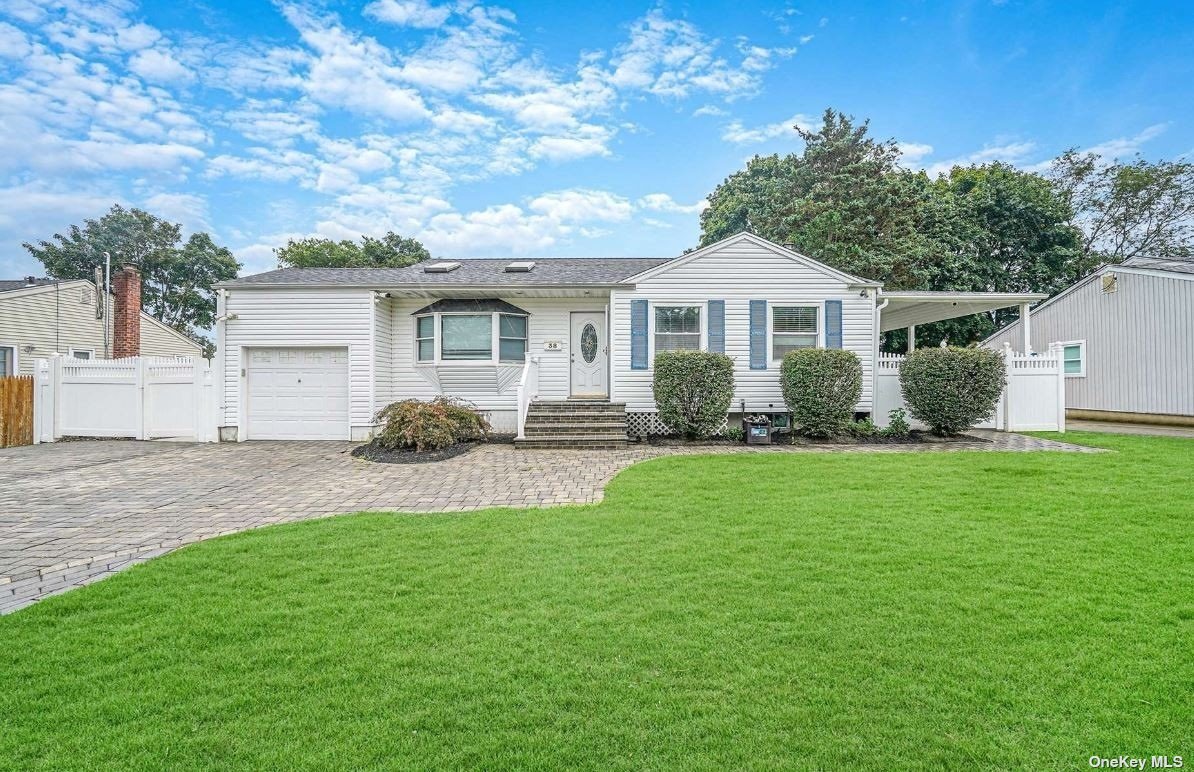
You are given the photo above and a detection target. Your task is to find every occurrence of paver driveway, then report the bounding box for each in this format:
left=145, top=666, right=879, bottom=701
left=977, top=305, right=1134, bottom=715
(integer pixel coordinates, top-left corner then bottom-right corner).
left=1, top=432, right=1096, bottom=613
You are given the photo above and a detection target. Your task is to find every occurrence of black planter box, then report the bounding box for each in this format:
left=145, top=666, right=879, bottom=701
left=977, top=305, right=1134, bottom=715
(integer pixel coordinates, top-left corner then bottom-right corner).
left=744, top=422, right=772, bottom=445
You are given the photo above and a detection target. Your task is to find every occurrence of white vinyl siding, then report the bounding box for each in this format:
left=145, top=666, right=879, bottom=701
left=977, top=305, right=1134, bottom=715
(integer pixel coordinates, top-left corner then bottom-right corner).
left=222, top=288, right=375, bottom=438
left=0, top=280, right=201, bottom=375
left=612, top=237, right=874, bottom=412
left=985, top=269, right=1194, bottom=417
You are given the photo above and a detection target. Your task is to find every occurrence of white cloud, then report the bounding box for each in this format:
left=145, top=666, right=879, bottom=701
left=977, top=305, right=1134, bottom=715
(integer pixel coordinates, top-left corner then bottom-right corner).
left=897, top=142, right=934, bottom=164
left=693, top=104, right=727, bottom=117
left=722, top=112, right=815, bottom=144
left=1079, top=123, right=1168, bottom=160
left=528, top=189, right=633, bottom=222
left=921, top=140, right=1037, bottom=177
left=0, top=21, right=31, bottom=57
left=142, top=191, right=209, bottom=229
left=637, top=193, right=708, bottom=215
left=608, top=9, right=793, bottom=100
left=363, top=0, right=452, bottom=28
left=128, top=48, right=194, bottom=83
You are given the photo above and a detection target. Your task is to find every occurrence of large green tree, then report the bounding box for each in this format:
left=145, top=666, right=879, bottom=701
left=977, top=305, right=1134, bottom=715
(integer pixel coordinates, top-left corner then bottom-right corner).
left=1051, top=150, right=1194, bottom=263
left=700, top=109, right=1089, bottom=347
left=23, top=205, right=240, bottom=354
left=701, top=108, right=934, bottom=288
left=275, top=232, right=431, bottom=269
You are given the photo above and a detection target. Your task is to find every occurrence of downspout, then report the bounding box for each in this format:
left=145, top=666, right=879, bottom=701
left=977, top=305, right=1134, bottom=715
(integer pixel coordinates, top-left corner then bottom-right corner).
left=872, top=292, right=890, bottom=418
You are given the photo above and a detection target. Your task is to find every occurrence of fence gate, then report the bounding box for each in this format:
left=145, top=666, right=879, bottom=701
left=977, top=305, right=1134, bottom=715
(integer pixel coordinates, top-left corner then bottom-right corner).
left=0, top=375, right=34, bottom=448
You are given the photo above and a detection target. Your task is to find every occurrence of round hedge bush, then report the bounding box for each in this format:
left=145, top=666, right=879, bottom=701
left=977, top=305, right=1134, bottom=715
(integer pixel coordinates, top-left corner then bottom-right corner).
left=652, top=350, right=735, bottom=439
left=780, top=348, right=863, bottom=438
left=899, top=347, right=1006, bottom=436
left=373, top=397, right=490, bottom=452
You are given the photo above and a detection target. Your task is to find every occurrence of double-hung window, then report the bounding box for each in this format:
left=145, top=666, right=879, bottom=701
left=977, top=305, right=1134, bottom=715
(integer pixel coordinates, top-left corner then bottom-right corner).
left=1061, top=341, right=1085, bottom=377
left=498, top=314, right=528, bottom=362
left=654, top=306, right=700, bottom=352
left=772, top=306, right=818, bottom=359
left=0, top=345, right=14, bottom=376
left=415, top=316, right=435, bottom=362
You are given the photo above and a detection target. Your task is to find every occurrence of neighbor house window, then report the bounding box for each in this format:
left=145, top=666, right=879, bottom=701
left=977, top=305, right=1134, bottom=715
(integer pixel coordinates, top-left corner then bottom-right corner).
left=415, top=315, right=434, bottom=362
left=441, top=315, right=492, bottom=360
left=654, top=306, right=700, bottom=352
left=1061, top=341, right=1085, bottom=377
left=0, top=345, right=14, bottom=376
left=68, top=348, right=93, bottom=360
left=772, top=306, right=818, bottom=358
left=499, top=314, right=528, bottom=362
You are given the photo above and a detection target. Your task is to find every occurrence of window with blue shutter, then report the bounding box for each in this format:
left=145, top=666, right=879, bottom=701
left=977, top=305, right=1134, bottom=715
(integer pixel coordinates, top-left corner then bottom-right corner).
left=824, top=300, right=843, bottom=349
left=749, top=300, right=767, bottom=369
left=707, top=300, right=725, bottom=353
left=630, top=299, right=648, bottom=369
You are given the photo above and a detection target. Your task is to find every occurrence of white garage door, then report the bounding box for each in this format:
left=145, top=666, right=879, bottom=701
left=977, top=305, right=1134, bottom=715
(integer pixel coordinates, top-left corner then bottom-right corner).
left=246, top=347, right=350, bottom=440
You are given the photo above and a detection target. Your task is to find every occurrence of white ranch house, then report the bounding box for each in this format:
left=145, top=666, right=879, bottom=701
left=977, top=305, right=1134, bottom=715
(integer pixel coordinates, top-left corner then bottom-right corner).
left=211, top=233, right=1051, bottom=445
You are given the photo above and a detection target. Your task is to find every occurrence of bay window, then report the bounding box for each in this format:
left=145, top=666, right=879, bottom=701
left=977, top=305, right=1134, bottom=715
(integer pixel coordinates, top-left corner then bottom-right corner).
left=772, top=306, right=818, bottom=358
left=654, top=306, right=700, bottom=352
left=413, top=300, right=530, bottom=365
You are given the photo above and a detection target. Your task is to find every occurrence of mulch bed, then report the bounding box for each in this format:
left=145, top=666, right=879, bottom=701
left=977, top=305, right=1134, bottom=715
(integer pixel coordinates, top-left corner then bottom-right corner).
left=351, top=435, right=514, bottom=465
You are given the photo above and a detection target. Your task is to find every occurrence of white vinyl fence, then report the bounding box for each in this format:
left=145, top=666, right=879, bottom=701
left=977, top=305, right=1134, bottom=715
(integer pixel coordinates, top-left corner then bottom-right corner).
left=874, top=342, right=1066, bottom=433
left=34, top=355, right=217, bottom=443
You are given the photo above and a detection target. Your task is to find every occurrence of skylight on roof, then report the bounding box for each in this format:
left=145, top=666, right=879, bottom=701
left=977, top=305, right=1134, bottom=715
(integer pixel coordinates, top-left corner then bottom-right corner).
left=423, top=261, right=461, bottom=273
left=503, top=261, right=536, bottom=272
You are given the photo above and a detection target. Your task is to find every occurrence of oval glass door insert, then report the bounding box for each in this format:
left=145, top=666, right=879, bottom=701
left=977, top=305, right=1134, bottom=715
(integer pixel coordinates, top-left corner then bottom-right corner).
left=581, top=323, right=598, bottom=363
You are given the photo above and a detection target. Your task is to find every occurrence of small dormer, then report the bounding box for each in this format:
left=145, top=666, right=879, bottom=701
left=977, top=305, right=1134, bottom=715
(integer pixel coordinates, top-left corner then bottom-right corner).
left=503, top=261, right=536, bottom=273
left=423, top=261, right=461, bottom=273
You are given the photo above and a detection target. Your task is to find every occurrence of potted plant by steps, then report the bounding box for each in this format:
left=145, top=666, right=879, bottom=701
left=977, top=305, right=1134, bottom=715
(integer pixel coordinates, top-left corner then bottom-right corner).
left=743, top=414, right=772, bottom=445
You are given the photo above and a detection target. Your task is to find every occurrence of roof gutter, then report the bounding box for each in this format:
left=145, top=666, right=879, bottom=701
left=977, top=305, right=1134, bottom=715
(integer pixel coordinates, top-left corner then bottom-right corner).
left=214, top=282, right=629, bottom=291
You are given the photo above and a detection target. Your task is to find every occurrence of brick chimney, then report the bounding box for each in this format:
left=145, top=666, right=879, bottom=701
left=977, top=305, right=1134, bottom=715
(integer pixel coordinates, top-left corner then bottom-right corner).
left=112, top=266, right=141, bottom=359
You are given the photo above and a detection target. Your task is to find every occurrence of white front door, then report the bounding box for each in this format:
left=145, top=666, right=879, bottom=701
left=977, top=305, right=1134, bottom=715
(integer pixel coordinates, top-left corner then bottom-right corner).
left=246, top=347, right=350, bottom=440
left=570, top=311, right=607, bottom=397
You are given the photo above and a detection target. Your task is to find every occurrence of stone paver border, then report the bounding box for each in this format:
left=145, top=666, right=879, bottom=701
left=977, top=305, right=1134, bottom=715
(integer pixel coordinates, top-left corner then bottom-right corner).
left=1, top=431, right=1099, bottom=613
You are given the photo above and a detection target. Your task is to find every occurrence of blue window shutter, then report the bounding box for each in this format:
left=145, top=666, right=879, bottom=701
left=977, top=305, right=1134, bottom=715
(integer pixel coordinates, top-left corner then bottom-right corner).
left=630, top=299, right=648, bottom=369
left=825, top=300, right=843, bottom=349
left=749, top=300, right=767, bottom=369
left=707, top=300, right=725, bottom=353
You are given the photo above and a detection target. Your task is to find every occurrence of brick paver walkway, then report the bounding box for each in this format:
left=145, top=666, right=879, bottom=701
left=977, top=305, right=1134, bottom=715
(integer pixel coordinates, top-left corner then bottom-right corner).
left=1, top=431, right=1098, bottom=613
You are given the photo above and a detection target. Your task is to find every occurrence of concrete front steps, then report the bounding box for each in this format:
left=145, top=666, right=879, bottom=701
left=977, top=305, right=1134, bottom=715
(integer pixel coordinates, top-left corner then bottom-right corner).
left=515, top=399, right=628, bottom=449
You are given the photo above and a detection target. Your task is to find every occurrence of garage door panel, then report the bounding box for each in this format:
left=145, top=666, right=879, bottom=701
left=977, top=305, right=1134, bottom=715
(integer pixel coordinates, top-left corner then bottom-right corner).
left=247, top=347, right=350, bottom=440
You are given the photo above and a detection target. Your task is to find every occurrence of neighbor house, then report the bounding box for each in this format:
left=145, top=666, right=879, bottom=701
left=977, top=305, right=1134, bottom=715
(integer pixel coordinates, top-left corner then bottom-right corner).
left=0, top=267, right=202, bottom=377
left=984, top=256, right=1194, bottom=425
left=214, top=233, right=1045, bottom=444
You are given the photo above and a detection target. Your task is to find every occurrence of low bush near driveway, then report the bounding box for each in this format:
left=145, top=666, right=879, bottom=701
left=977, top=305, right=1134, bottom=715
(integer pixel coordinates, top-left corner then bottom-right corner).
left=780, top=348, right=863, bottom=437
left=373, top=397, right=489, bottom=452
left=652, top=350, right=735, bottom=439
left=900, top=347, right=1005, bottom=436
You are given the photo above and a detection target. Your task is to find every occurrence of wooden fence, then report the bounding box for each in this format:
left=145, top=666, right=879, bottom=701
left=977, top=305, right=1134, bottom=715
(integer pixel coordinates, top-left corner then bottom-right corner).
left=1, top=375, right=34, bottom=448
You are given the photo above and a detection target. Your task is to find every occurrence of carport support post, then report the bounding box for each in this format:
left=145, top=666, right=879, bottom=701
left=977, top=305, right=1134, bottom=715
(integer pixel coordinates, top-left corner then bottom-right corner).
left=906, top=326, right=916, bottom=353
left=1019, top=302, right=1032, bottom=354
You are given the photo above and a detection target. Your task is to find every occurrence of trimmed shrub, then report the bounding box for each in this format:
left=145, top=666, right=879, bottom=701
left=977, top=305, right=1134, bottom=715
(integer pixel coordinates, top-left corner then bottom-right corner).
left=652, top=351, right=735, bottom=439
left=373, top=397, right=490, bottom=452
left=846, top=417, right=878, bottom=438
left=780, top=349, right=863, bottom=438
left=899, top=347, right=1006, bottom=436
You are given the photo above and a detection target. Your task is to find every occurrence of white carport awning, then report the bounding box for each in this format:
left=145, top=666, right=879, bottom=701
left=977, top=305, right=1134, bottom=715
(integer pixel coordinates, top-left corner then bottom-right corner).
left=878, top=291, right=1047, bottom=332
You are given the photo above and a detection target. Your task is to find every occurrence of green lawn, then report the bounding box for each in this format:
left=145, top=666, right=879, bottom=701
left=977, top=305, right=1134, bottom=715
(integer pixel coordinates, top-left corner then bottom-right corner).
left=2, top=433, right=1190, bottom=769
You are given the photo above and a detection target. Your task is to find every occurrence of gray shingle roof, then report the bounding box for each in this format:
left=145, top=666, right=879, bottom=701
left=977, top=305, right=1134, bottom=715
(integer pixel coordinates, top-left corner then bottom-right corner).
left=1122, top=256, right=1194, bottom=275
left=218, top=258, right=674, bottom=288
left=0, top=277, right=56, bottom=292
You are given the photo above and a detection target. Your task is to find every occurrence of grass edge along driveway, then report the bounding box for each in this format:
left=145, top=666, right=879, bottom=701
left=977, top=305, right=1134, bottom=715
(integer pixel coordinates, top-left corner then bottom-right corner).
left=1, top=432, right=1190, bottom=769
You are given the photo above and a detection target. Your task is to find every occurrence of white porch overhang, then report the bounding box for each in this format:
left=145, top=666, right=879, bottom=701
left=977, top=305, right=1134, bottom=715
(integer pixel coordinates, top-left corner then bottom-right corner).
left=878, top=291, right=1046, bottom=333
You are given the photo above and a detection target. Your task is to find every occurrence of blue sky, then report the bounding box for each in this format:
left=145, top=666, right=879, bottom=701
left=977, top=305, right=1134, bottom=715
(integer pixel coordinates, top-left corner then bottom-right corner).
left=1, top=0, right=1191, bottom=279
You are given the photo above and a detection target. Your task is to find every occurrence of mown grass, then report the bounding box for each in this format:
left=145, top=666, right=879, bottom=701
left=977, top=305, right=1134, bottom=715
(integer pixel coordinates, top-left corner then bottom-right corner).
left=1, top=432, right=1190, bottom=770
